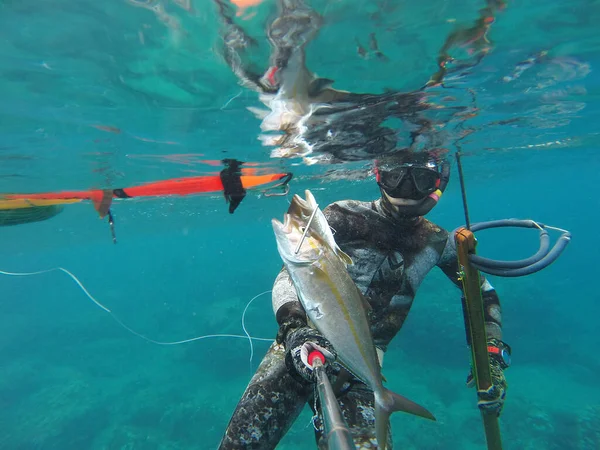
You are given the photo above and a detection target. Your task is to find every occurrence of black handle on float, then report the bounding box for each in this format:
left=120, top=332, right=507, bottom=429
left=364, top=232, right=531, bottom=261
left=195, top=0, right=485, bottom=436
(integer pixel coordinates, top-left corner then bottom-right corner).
left=455, top=228, right=503, bottom=450
left=463, top=219, right=571, bottom=277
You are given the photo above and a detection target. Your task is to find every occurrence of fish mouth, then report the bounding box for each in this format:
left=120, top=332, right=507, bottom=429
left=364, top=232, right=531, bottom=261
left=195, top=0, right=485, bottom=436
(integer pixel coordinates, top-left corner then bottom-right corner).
left=271, top=213, right=294, bottom=236
left=304, top=190, right=318, bottom=209
left=272, top=213, right=302, bottom=245
left=290, top=193, right=310, bottom=215
left=297, top=190, right=318, bottom=212
left=289, top=190, right=318, bottom=220
left=272, top=189, right=330, bottom=265
left=272, top=207, right=321, bottom=265
left=272, top=228, right=298, bottom=264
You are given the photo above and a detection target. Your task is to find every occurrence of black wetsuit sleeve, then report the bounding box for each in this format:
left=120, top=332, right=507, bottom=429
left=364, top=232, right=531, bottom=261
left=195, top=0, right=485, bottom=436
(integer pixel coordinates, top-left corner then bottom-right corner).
left=437, top=238, right=503, bottom=341
left=322, top=202, right=358, bottom=244
left=271, top=268, right=309, bottom=344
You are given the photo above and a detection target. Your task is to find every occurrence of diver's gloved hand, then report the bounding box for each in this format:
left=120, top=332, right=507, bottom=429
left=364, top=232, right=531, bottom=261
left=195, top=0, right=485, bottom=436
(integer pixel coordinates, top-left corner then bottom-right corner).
left=285, top=327, right=337, bottom=383
left=466, top=338, right=511, bottom=417
left=276, top=315, right=308, bottom=345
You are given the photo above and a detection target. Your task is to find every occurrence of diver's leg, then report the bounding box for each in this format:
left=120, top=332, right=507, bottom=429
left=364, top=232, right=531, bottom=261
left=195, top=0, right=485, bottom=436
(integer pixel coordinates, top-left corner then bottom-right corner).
left=313, top=383, right=392, bottom=450
left=218, top=341, right=312, bottom=450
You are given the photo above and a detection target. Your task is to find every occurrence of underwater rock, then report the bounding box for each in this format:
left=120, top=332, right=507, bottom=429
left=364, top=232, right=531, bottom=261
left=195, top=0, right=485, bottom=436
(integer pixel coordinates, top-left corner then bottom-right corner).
left=578, top=405, right=600, bottom=449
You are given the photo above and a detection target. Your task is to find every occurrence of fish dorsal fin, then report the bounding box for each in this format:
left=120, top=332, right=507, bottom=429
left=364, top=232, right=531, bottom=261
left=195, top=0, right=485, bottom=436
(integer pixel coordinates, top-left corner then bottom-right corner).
left=308, top=78, right=335, bottom=97
left=335, top=246, right=353, bottom=266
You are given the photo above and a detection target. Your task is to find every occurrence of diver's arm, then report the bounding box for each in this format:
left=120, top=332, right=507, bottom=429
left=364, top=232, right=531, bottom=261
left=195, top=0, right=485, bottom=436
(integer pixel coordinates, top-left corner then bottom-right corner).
left=272, top=267, right=309, bottom=342
left=437, top=237, right=503, bottom=340
left=437, top=234, right=510, bottom=415
left=272, top=267, right=337, bottom=382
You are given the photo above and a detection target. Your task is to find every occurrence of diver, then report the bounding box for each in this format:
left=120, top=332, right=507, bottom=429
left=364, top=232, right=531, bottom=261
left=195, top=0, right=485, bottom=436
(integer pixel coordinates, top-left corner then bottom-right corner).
left=214, top=0, right=510, bottom=448
left=218, top=150, right=511, bottom=449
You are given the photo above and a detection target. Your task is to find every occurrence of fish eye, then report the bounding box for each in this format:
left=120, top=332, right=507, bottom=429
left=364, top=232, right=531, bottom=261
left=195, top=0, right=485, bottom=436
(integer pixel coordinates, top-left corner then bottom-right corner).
left=300, top=226, right=306, bottom=233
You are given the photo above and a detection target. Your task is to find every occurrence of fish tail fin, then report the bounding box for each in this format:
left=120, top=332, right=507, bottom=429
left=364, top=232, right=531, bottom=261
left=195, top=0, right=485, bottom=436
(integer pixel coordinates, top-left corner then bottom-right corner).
left=374, top=389, right=436, bottom=450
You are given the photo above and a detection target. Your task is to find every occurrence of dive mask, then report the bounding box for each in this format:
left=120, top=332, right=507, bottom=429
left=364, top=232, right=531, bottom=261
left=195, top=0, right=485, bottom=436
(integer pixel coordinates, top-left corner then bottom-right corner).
left=377, top=163, right=441, bottom=200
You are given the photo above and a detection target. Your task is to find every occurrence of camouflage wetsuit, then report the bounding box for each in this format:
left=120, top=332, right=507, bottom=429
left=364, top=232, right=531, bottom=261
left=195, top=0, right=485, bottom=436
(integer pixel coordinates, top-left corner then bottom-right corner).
left=218, top=198, right=503, bottom=449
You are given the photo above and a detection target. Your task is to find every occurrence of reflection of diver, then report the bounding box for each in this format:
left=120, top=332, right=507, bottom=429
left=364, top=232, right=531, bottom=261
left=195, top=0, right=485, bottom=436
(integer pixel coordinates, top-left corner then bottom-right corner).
left=218, top=150, right=511, bottom=449
left=214, top=0, right=440, bottom=163
left=214, top=0, right=505, bottom=164
left=426, top=2, right=506, bottom=88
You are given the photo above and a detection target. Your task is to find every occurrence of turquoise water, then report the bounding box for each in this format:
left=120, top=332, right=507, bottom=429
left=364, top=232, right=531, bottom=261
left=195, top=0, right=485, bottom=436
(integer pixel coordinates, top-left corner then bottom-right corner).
left=1, top=1, right=599, bottom=449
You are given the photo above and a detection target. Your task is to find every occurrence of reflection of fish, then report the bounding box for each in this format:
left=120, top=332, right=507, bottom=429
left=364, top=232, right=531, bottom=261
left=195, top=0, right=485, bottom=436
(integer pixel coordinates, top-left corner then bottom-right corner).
left=272, top=190, right=435, bottom=450
left=257, top=50, right=346, bottom=120
left=260, top=48, right=348, bottom=126
left=250, top=48, right=351, bottom=158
